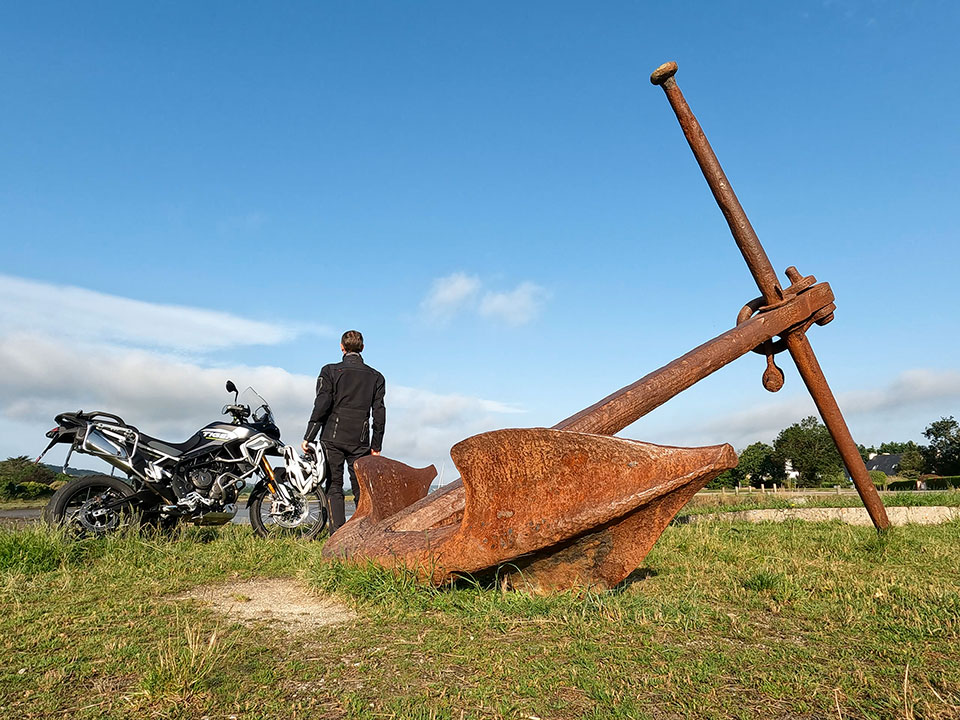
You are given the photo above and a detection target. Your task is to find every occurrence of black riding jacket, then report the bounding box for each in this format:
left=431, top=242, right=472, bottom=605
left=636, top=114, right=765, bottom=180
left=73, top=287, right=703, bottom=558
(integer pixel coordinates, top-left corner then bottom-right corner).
left=304, top=353, right=386, bottom=451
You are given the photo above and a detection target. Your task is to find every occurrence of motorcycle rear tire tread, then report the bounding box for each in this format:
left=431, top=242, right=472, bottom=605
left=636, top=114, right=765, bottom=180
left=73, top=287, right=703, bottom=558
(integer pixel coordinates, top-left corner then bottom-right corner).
left=43, top=474, right=138, bottom=533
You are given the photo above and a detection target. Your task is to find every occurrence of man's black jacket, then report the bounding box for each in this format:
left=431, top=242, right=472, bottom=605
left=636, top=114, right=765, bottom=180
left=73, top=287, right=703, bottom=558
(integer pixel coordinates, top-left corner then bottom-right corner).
left=304, top=353, right=386, bottom=451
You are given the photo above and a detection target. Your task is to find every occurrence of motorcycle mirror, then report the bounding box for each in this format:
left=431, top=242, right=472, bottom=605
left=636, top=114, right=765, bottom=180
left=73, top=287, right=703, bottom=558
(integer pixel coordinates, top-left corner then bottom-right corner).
left=225, top=380, right=238, bottom=400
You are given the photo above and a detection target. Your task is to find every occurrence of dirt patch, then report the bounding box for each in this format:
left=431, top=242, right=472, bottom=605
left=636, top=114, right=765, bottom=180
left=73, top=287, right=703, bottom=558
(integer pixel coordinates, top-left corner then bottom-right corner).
left=683, top=506, right=960, bottom=526
left=174, top=578, right=356, bottom=630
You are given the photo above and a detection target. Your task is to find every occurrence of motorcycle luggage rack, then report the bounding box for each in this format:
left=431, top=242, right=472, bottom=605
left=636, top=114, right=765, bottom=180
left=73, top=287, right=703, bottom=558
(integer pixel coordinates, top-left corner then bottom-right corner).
left=76, top=410, right=129, bottom=426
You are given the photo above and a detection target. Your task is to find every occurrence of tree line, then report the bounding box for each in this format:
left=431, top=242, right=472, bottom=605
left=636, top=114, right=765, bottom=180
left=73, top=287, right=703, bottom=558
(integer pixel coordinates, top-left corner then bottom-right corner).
left=710, top=415, right=960, bottom=489
left=0, top=456, right=70, bottom=500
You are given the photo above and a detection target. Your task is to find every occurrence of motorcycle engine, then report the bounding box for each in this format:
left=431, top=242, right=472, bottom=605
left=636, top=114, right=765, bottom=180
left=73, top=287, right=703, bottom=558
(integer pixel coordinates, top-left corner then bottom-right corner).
left=184, top=465, right=240, bottom=505
left=189, top=469, right=216, bottom=492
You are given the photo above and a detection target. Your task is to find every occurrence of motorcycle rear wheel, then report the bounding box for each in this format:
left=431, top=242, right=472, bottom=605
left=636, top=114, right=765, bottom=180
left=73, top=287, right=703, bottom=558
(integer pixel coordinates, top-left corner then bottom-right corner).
left=249, top=473, right=328, bottom=540
left=43, top=475, right=138, bottom=537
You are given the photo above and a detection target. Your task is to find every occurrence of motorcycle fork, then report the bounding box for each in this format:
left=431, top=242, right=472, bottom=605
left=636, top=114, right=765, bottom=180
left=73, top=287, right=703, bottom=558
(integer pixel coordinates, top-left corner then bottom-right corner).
left=261, top=457, right=277, bottom=495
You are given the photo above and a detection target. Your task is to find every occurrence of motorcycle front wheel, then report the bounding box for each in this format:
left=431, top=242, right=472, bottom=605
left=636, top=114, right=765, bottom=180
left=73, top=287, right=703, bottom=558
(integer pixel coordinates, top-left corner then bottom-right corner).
left=43, top=475, right=138, bottom=537
left=249, top=471, right=328, bottom=540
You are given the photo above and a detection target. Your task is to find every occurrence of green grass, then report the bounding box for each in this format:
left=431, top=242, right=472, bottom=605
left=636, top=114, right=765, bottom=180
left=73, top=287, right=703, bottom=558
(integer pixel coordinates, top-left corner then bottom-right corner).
left=2, top=520, right=959, bottom=718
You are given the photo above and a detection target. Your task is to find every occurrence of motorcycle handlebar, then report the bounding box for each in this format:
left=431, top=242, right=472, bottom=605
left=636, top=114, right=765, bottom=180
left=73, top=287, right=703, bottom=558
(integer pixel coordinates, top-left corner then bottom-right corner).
left=222, top=404, right=251, bottom=419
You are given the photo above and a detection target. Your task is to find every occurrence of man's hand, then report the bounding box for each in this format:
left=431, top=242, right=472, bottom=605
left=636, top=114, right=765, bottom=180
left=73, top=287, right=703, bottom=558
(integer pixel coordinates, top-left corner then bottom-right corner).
left=370, top=449, right=381, bottom=456
left=301, top=440, right=311, bottom=454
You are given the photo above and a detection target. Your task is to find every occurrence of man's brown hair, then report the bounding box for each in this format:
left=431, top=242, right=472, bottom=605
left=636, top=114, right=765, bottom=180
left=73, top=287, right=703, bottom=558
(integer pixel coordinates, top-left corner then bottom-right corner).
left=341, top=330, right=364, bottom=353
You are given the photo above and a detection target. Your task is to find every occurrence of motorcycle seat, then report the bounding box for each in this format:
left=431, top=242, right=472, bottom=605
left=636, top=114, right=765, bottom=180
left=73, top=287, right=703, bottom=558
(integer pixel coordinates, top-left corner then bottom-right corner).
left=138, top=431, right=205, bottom=457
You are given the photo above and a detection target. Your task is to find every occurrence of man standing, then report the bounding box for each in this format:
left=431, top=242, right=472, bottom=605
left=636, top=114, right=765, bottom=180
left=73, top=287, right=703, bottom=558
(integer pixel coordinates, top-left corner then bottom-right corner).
left=302, top=330, right=385, bottom=532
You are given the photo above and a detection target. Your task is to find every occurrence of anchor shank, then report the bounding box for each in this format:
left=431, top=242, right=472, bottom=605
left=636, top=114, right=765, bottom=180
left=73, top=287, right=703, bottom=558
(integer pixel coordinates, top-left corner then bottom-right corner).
left=557, top=284, right=833, bottom=435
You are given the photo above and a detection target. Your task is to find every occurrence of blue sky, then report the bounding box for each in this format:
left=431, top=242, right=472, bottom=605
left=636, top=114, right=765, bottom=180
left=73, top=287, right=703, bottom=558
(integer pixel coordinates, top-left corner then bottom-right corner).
left=1, top=1, right=958, bottom=469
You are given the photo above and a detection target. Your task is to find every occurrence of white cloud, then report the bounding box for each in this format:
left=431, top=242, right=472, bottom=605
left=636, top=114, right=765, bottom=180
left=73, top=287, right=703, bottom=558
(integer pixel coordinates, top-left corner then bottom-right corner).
left=0, top=333, right=520, bottom=469
left=379, top=387, right=523, bottom=466
left=0, top=274, right=325, bottom=352
left=420, top=273, right=548, bottom=327
left=479, top=282, right=549, bottom=326
left=642, top=368, right=960, bottom=450
left=840, top=369, right=960, bottom=415
left=0, top=273, right=523, bottom=469
left=419, top=272, right=482, bottom=323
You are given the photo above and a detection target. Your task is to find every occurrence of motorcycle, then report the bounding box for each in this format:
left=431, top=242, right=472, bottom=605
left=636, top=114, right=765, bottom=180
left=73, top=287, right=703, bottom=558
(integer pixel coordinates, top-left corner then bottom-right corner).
left=37, top=380, right=329, bottom=539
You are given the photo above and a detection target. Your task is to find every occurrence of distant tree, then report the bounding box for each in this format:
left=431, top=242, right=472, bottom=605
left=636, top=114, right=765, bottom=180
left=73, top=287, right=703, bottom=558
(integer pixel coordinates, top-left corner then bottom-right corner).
left=773, top=416, right=843, bottom=488
left=706, top=442, right=788, bottom=488
left=921, top=417, right=960, bottom=476
left=877, top=440, right=920, bottom=455
left=0, top=456, right=61, bottom=500
left=0, top=456, right=58, bottom=486
left=706, top=469, right=737, bottom=489
left=898, top=448, right=926, bottom=479
left=736, top=442, right=786, bottom=487
left=857, top=444, right=876, bottom=463
left=869, top=470, right=890, bottom=491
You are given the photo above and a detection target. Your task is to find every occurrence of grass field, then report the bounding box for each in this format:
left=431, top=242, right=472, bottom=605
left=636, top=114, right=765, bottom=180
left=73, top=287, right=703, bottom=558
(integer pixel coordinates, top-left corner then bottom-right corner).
left=2, top=518, right=959, bottom=719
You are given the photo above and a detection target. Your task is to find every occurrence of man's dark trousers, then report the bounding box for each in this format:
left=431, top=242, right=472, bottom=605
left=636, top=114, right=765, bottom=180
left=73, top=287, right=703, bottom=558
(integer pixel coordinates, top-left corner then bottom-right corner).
left=324, top=441, right=369, bottom=531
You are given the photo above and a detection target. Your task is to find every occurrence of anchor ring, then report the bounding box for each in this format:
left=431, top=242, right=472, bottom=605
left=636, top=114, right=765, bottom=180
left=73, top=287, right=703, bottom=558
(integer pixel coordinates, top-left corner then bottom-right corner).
left=736, top=297, right=789, bottom=355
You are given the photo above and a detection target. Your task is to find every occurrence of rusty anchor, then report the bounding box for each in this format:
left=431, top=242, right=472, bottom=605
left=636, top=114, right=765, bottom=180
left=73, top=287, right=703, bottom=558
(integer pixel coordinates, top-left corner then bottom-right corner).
left=321, top=62, right=889, bottom=592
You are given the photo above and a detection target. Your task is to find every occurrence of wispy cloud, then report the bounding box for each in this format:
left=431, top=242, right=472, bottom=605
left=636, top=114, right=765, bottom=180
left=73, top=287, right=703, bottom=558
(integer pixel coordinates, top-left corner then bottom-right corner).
left=420, top=272, right=548, bottom=327
left=647, top=368, right=960, bottom=449
left=0, top=272, right=522, bottom=467
left=840, top=369, right=960, bottom=415
left=479, top=282, right=549, bottom=327
left=0, top=274, right=326, bottom=352
left=420, top=272, right=482, bottom=323
left=0, top=332, right=522, bottom=468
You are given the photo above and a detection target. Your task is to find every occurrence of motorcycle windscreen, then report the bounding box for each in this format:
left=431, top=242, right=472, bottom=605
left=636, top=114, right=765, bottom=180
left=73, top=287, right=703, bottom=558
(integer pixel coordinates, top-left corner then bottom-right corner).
left=239, top=387, right=273, bottom=423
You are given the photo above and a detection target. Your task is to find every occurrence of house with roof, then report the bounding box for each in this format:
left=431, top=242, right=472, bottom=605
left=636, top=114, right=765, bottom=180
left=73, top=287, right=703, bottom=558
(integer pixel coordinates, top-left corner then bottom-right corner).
left=865, top=453, right=902, bottom=476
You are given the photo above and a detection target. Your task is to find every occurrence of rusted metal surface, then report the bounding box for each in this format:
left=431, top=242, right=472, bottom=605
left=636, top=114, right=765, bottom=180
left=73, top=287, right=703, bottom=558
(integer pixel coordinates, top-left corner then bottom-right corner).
left=320, top=61, right=889, bottom=592
left=555, top=282, right=835, bottom=435
left=324, top=430, right=736, bottom=591
left=650, top=61, right=889, bottom=530
left=350, top=456, right=437, bottom=524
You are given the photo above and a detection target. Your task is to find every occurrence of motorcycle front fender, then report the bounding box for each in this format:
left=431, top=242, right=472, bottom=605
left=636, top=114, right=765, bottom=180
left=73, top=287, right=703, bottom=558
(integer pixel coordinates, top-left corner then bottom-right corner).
left=245, top=479, right=269, bottom=508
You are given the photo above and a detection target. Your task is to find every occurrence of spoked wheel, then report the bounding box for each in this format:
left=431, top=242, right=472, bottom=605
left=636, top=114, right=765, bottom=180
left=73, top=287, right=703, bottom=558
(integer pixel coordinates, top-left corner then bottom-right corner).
left=43, top=475, right=138, bottom=537
left=249, top=470, right=328, bottom=539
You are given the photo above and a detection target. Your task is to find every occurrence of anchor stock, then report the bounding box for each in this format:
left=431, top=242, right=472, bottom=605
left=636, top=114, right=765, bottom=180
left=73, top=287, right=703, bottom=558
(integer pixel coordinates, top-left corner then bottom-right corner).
left=651, top=61, right=889, bottom=530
